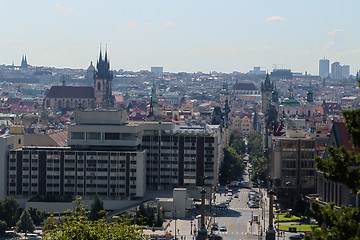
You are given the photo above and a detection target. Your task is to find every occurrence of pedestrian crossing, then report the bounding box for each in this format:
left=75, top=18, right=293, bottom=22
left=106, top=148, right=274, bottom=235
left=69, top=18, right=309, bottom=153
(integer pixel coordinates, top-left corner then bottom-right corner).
left=216, top=231, right=248, bottom=235
left=228, top=207, right=262, bottom=211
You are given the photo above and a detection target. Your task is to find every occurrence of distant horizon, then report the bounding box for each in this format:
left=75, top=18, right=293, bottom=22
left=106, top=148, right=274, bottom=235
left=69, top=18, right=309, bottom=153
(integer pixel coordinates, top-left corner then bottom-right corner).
left=4, top=57, right=357, bottom=76
left=0, top=0, right=359, bottom=75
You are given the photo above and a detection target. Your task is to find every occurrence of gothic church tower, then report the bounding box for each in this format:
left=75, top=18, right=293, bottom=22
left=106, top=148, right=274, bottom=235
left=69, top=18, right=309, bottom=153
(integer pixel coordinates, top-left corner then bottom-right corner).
left=94, top=48, right=114, bottom=108
left=261, top=73, right=273, bottom=113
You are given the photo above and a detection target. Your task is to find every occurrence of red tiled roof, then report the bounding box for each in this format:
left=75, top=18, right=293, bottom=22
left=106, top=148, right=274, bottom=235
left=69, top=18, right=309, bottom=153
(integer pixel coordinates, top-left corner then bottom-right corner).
left=46, top=86, right=94, bottom=98
left=5, top=98, right=22, bottom=106
left=336, top=122, right=355, bottom=152
left=0, top=107, right=10, bottom=113
left=49, top=131, right=68, bottom=147
left=114, top=95, right=124, bottom=102
left=20, top=101, right=38, bottom=107
left=231, top=82, right=259, bottom=91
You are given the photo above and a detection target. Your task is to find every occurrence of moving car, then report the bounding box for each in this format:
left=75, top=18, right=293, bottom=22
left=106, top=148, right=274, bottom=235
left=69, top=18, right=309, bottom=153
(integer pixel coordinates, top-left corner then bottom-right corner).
left=217, top=202, right=228, bottom=209
left=249, top=203, right=259, bottom=208
left=219, top=226, right=227, bottom=232
left=234, top=193, right=239, bottom=198
left=211, top=224, right=219, bottom=231
left=226, top=195, right=232, bottom=202
left=289, top=234, right=304, bottom=239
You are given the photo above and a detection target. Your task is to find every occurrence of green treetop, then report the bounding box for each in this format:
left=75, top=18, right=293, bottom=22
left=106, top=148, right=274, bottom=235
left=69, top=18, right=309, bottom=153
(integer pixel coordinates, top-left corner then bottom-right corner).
left=16, top=209, right=35, bottom=236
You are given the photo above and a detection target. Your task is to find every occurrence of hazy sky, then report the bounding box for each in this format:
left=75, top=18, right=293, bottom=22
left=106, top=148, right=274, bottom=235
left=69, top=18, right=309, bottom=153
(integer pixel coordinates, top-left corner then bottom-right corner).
left=0, top=0, right=359, bottom=74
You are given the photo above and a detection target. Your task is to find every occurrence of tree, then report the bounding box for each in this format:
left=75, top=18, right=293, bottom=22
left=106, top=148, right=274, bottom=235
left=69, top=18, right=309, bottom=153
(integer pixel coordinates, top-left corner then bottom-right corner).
left=250, top=156, right=268, bottom=186
left=312, top=80, right=360, bottom=239
left=229, top=131, right=246, bottom=156
left=247, top=131, right=263, bottom=162
left=28, top=207, right=45, bottom=226
left=16, top=209, right=35, bottom=237
left=42, top=198, right=147, bottom=240
left=88, top=194, right=105, bottom=221
left=0, top=220, right=7, bottom=235
left=0, top=196, right=19, bottom=227
left=155, top=212, right=163, bottom=227
left=135, top=203, right=148, bottom=226
left=219, top=146, right=246, bottom=185
left=229, top=131, right=246, bottom=155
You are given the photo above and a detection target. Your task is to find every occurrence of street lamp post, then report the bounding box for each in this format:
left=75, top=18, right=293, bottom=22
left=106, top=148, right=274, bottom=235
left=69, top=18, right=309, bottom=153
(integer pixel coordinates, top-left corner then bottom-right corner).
left=190, top=219, right=193, bottom=236
left=266, top=190, right=276, bottom=240
left=197, top=189, right=208, bottom=240
left=278, top=206, right=280, bottom=240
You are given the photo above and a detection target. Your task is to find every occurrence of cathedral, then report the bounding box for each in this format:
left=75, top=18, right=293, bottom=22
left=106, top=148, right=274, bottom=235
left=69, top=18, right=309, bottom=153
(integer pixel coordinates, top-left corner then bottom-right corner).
left=44, top=49, right=114, bottom=111
left=21, top=55, right=28, bottom=68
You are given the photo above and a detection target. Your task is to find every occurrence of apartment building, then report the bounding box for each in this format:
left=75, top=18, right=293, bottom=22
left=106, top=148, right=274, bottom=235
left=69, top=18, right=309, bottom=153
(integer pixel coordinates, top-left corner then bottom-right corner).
left=8, top=147, right=146, bottom=199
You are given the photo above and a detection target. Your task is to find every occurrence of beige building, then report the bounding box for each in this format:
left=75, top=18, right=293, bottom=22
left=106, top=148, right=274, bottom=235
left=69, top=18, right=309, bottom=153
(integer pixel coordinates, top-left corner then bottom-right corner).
left=240, top=116, right=251, bottom=135
left=269, top=129, right=317, bottom=206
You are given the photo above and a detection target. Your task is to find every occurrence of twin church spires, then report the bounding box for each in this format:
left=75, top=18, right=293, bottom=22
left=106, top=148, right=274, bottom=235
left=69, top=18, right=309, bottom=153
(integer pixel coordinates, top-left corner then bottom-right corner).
left=21, top=54, right=28, bottom=68
left=96, top=46, right=112, bottom=79
left=94, top=45, right=114, bottom=108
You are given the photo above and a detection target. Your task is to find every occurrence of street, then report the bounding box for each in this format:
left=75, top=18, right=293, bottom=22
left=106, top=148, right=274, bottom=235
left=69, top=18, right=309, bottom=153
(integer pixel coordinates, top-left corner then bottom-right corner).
left=211, top=188, right=268, bottom=240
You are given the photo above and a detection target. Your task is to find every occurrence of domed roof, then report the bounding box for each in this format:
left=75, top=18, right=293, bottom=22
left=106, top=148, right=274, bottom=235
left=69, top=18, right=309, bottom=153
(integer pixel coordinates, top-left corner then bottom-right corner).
left=281, top=97, right=301, bottom=106
left=87, top=61, right=95, bottom=71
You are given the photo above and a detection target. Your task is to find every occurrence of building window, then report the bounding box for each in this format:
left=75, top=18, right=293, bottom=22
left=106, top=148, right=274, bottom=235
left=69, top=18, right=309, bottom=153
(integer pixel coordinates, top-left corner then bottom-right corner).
left=71, top=132, right=85, bottom=140
left=87, top=132, right=101, bottom=140
left=97, top=82, right=101, bottom=91
left=105, top=133, right=120, bottom=140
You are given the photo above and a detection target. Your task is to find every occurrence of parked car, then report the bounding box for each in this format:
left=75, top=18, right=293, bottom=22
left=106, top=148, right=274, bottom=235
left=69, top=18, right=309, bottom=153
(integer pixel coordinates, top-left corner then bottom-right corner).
left=219, top=226, right=227, bottom=232
left=248, top=190, right=258, bottom=196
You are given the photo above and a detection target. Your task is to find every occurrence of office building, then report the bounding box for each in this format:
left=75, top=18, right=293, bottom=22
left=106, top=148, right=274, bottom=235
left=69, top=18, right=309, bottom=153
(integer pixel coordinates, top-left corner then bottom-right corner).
left=319, top=58, right=329, bottom=78
left=269, top=128, right=317, bottom=206
left=7, top=109, right=222, bottom=200
left=342, top=65, right=350, bottom=79
left=151, top=67, right=163, bottom=74
left=0, top=134, right=14, bottom=198
left=331, top=62, right=350, bottom=79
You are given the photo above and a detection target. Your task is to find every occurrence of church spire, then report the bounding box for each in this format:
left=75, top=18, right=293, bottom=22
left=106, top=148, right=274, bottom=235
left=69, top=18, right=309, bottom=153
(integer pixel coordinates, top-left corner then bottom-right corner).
left=96, top=44, right=111, bottom=79
left=21, top=54, right=28, bottom=68
left=262, top=73, right=272, bottom=91
left=104, top=44, right=108, bottom=63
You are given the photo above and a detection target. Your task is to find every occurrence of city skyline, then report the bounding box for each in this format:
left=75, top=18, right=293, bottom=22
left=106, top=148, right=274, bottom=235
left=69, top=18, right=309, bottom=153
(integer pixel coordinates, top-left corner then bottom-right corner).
left=0, top=0, right=359, bottom=74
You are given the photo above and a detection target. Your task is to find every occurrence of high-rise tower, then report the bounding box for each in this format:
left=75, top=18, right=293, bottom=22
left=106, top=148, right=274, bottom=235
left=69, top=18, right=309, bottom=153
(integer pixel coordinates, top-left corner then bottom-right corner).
left=319, top=58, right=329, bottom=78
left=94, top=47, right=114, bottom=108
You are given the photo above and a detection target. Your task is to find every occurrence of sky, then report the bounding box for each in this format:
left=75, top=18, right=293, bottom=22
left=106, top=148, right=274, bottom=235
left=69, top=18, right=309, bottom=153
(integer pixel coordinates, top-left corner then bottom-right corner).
left=0, top=0, right=359, bottom=74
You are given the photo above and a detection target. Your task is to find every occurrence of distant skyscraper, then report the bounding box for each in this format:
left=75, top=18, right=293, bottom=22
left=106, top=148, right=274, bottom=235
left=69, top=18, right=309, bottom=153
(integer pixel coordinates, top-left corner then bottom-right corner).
left=151, top=67, right=163, bottom=74
left=342, top=65, right=350, bottom=78
left=331, top=62, right=342, bottom=79
left=319, top=58, right=329, bottom=78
